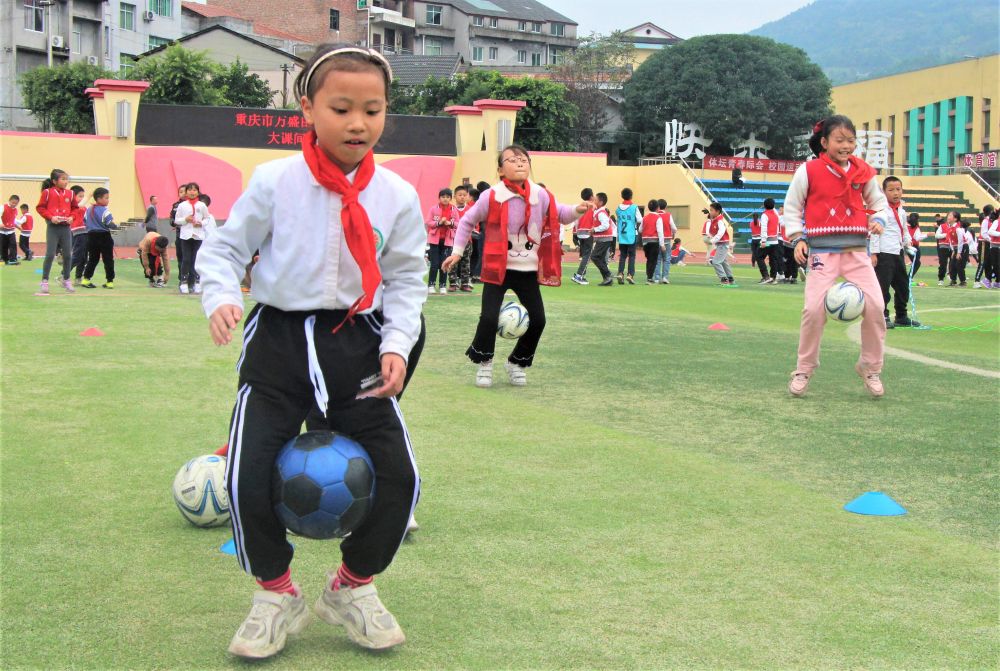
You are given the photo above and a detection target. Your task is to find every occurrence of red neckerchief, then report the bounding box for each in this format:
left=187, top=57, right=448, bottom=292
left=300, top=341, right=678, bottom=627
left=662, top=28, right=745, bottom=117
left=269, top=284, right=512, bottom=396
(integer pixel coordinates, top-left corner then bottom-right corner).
left=889, top=203, right=904, bottom=237
left=820, top=153, right=877, bottom=213
left=621, top=200, right=633, bottom=206
left=186, top=197, right=200, bottom=214
left=301, top=130, right=380, bottom=332
left=501, top=178, right=530, bottom=235
left=438, top=203, right=454, bottom=226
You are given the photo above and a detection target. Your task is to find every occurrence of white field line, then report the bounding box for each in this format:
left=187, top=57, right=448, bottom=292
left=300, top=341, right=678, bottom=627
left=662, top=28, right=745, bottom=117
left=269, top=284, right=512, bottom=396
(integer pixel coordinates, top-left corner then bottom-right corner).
left=847, top=306, right=1000, bottom=379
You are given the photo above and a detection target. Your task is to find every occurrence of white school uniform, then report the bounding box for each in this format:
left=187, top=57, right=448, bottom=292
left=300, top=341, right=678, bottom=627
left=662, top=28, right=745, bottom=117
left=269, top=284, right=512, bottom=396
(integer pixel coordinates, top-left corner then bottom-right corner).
left=174, top=200, right=212, bottom=241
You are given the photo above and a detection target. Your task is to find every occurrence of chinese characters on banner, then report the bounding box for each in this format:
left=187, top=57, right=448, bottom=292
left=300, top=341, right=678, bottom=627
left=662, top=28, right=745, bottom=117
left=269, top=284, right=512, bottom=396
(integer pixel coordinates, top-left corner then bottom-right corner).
left=233, top=111, right=311, bottom=147
left=854, top=130, right=891, bottom=169
left=962, top=150, right=999, bottom=169
left=704, top=155, right=805, bottom=173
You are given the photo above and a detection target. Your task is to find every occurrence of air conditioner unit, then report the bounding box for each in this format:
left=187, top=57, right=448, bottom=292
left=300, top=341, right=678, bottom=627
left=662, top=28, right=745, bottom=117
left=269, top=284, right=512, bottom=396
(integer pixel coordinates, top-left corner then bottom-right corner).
left=50, top=35, right=64, bottom=48
left=142, top=10, right=154, bottom=21
left=87, top=56, right=99, bottom=65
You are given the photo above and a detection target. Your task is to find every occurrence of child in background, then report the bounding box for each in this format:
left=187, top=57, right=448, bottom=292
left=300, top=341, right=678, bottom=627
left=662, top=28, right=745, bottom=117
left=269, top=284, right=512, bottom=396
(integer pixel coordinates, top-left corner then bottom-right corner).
left=195, top=44, right=425, bottom=659
left=36, top=169, right=80, bottom=294
left=784, top=115, right=889, bottom=398
left=425, top=187, right=455, bottom=294
left=779, top=206, right=800, bottom=284
left=442, top=144, right=589, bottom=386
left=870, top=176, right=919, bottom=328
left=470, top=180, right=491, bottom=282
left=169, top=185, right=186, bottom=288
left=16, top=204, right=34, bottom=261
left=943, top=212, right=965, bottom=286
left=906, top=212, right=924, bottom=281
left=706, top=202, right=734, bottom=285
left=749, top=211, right=766, bottom=282
left=984, top=209, right=1000, bottom=288
left=669, top=238, right=688, bottom=265
left=973, top=205, right=993, bottom=288
left=934, top=213, right=955, bottom=286
left=640, top=199, right=665, bottom=284
left=700, top=208, right=713, bottom=264
left=759, top=198, right=781, bottom=284
left=571, top=187, right=595, bottom=284
left=174, top=182, right=210, bottom=294
left=615, top=187, right=639, bottom=284
left=144, top=195, right=159, bottom=233
left=138, top=231, right=171, bottom=287
left=1, top=195, right=19, bottom=264
left=80, top=187, right=119, bottom=289
left=68, top=186, right=88, bottom=284
left=652, top=199, right=677, bottom=284
left=446, top=184, right=474, bottom=292
left=589, top=192, right=615, bottom=286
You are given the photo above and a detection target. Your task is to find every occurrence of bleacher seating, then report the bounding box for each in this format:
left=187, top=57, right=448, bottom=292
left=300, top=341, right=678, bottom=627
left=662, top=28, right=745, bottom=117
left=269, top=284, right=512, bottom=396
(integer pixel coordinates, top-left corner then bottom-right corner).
left=696, top=179, right=985, bottom=253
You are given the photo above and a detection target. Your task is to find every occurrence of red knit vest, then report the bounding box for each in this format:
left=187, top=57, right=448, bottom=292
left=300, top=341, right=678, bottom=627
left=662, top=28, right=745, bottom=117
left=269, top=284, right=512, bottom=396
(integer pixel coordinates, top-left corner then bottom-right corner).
left=803, top=158, right=872, bottom=239
left=481, top=187, right=562, bottom=287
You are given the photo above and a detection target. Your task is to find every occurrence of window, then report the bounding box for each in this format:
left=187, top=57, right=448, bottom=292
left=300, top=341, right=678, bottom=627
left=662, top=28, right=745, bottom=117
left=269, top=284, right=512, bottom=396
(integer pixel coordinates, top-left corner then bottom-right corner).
left=550, top=48, right=559, bottom=65
left=985, top=98, right=992, bottom=147
left=425, top=37, right=442, bottom=55
left=150, top=0, right=172, bottom=17
left=531, top=52, right=540, bottom=66
left=488, top=46, right=497, bottom=60
left=72, top=28, right=82, bottom=54
left=23, top=0, right=45, bottom=32
left=147, top=35, right=171, bottom=50
left=550, top=23, right=564, bottom=36
left=518, top=20, right=526, bottom=31
left=329, top=8, right=340, bottom=30
left=489, top=17, right=498, bottom=28
left=426, top=4, right=442, bottom=25
left=473, top=15, right=483, bottom=26
left=120, top=53, right=135, bottom=77
left=530, top=21, right=541, bottom=33
left=472, top=46, right=483, bottom=62
left=104, top=25, right=111, bottom=56
left=517, top=49, right=526, bottom=64
left=120, top=3, right=135, bottom=31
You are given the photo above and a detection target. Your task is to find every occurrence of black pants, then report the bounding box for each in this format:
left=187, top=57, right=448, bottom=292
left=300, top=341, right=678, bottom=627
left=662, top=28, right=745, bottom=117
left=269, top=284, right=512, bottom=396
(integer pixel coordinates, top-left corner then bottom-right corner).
left=590, top=239, right=613, bottom=280
left=83, top=231, right=115, bottom=282
left=910, top=245, right=921, bottom=278
left=470, top=235, right=483, bottom=280
left=427, top=241, right=451, bottom=288
left=937, top=247, right=952, bottom=281
left=227, top=305, right=419, bottom=581
left=19, top=234, right=32, bottom=259
left=642, top=242, right=660, bottom=280
left=750, top=239, right=767, bottom=279
left=974, top=241, right=989, bottom=281
left=172, top=229, right=183, bottom=284
left=466, top=270, right=546, bottom=367
left=575, top=237, right=594, bottom=277
left=71, top=233, right=89, bottom=279
left=761, top=244, right=780, bottom=279
left=782, top=244, right=798, bottom=279
left=0, top=234, right=16, bottom=262
left=180, top=238, right=202, bottom=289
left=987, top=246, right=1000, bottom=282
left=874, top=252, right=909, bottom=321
left=616, top=242, right=636, bottom=277
left=949, top=249, right=967, bottom=283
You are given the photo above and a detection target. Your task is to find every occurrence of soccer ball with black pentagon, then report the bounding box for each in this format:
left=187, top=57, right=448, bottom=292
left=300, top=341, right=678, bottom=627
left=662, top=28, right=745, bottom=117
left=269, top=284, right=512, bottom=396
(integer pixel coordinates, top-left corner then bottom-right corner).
left=272, top=431, right=376, bottom=540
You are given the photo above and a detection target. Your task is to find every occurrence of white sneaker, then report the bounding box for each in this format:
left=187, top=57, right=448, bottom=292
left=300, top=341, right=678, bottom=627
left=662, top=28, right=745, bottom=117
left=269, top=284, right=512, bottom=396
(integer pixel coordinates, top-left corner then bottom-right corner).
left=228, top=589, right=311, bottom=659
left=937, top=280, right=943, bottom=286
left=438, top=286, right=447, bottom=295
left=406, top=514, right=419, bottom=534
left=179, top=284, right=190, bottom=295
left=315, top=578, right=405, bottom=650
left=505, top=361, right=527, bottom=386
left=427, top=285, right=434, bottom=295
left=193, top=282, right=202, bottom=294
left=659, top=278, right=670, bottom=284
left=475, top=361, right=493, bottom=388
left=973, top=281, right=981, bottom=288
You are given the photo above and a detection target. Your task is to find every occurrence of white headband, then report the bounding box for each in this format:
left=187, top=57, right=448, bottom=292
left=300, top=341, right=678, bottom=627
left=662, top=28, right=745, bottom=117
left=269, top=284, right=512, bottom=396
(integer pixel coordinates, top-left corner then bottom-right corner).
left=302, top=47, right=394, bottom=96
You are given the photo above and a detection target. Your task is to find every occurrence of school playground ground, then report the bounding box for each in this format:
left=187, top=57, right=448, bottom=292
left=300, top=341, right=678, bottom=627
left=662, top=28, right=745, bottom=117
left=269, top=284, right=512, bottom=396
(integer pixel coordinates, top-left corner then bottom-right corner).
left=1, top=256, right=997, bottom=670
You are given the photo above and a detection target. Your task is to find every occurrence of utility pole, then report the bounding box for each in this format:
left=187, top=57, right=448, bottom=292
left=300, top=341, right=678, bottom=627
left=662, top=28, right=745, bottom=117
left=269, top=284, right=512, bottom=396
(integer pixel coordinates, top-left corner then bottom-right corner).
left=280, top=63, right=291, bottom=107
left=41, top=0, right=55, bottom=67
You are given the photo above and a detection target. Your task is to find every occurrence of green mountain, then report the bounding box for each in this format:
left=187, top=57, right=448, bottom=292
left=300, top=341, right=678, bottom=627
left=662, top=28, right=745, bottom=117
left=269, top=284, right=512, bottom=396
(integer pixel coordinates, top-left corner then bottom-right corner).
left=750, top=0, right=998, bottom=84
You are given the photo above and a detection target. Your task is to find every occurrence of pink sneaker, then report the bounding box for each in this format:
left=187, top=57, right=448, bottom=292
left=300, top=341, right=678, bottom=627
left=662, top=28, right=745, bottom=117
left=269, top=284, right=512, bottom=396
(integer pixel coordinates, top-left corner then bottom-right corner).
left=788, top=372, right=811, bottom=397
left=855, top=363, right=884, bottom=398
left=62, top=279, right=75, bottom=293
left=38, top=280, right=50, bottom=295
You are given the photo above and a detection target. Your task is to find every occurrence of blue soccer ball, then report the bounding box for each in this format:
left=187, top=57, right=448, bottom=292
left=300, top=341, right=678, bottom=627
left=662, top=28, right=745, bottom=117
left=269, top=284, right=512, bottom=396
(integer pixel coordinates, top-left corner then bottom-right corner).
left=272, top=431, right=376, bottom=540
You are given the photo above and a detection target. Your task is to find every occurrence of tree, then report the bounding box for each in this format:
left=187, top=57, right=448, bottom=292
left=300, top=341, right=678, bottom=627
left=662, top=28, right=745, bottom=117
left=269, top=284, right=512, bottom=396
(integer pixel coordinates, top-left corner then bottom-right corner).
left=551, top=31, right=635, bottom=132
left=622, top=34, right=831, bottom=158
left=128, top=44, right=227, bottom=106
left=19, top=61, right=116, bottom=133
left=390, top=70, right=578, bottom=151
left=213, top=59, right=276, bottom=107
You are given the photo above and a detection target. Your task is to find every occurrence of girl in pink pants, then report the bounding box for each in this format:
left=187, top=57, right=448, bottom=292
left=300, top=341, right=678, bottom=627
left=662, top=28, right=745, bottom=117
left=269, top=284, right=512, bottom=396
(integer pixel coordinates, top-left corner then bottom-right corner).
left=781, top=115, right=890, bottom=398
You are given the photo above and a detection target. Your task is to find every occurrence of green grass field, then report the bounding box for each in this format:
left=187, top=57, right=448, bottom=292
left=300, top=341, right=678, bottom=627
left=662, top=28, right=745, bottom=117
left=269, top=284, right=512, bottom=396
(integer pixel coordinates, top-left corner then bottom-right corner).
left=1, top=257, right=997, bottom=670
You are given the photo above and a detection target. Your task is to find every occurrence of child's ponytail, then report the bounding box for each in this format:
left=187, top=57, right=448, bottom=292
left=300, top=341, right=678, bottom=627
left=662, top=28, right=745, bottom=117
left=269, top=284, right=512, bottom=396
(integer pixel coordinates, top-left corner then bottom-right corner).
left=808, top=115, right=857, bottom=157
left=41, top=168, right=67, bottom=191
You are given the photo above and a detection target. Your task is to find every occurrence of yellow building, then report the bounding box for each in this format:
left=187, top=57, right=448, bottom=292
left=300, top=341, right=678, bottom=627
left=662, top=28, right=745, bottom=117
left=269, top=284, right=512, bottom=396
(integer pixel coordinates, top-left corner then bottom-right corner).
left=832, top=53, right=999, bottom=173
left=620, top=23, right=682, bottom=70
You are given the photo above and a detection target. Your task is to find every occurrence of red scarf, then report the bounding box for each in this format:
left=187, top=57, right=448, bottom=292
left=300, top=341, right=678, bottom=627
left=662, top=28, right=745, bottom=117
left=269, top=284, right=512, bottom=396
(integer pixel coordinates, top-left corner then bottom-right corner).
left=501, top=178, right=530, bottom=236
left=301, top=130, right=380, bottom=330
left=820, top=153, right=877, bottom=214
left=186, top=197, right=200, bottom=222
left=889, top=203, right=905, bottom=237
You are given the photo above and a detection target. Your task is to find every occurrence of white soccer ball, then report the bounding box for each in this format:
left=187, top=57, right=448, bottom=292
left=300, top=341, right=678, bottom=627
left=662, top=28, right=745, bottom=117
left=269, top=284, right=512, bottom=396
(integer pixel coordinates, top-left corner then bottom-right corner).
left=824, top=281, right=865, bottom=322
left=172, top=455, right=231, bottom=528
left=497, top=300, right=529, bottom=339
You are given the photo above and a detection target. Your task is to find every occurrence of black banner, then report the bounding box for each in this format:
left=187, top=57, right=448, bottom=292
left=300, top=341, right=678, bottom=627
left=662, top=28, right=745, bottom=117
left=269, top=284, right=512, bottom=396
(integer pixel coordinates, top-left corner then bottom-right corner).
left=135, top=105, right=456, bottom=156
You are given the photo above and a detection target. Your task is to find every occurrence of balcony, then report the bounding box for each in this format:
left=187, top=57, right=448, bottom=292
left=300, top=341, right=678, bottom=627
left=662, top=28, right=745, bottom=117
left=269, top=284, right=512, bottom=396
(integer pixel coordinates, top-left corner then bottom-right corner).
left=415, top=22, right=455, bottom=38
left=370, top=7, right=415, bottom=31
left=468, top=25, right=578, bottom=47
